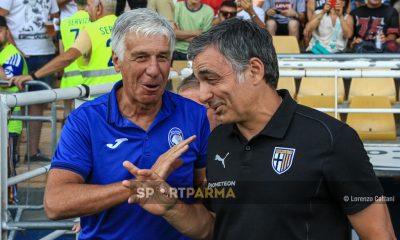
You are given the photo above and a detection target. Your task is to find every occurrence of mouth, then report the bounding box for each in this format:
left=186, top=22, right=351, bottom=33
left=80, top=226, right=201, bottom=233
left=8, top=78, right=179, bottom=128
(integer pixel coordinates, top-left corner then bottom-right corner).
left=210, top=103, right=224, bottom=115
left=142, top=84, right=161, bottom=92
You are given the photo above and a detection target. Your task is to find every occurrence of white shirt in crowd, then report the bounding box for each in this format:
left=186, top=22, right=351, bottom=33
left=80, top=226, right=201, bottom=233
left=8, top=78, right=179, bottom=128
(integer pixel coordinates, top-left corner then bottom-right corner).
left=0, top=0, right=59, bottom=56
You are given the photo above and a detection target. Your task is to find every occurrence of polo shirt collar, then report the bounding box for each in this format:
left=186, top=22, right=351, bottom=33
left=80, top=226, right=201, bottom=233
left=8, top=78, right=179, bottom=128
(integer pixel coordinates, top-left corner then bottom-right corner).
left=228, top=89, right=297, bottom=139
left=107, top=81, right=176, bottom=128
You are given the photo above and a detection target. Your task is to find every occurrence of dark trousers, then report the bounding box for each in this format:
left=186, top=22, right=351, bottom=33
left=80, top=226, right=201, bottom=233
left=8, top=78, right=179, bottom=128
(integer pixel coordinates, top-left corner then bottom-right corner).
left=116, top=0, right=148, bottom=16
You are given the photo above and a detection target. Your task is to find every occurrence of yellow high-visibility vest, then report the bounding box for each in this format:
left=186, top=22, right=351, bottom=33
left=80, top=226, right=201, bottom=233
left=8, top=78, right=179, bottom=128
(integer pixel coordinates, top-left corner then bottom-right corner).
left=0, top=43, right=28, bottom=134
left=80, top=15, right=121, bottom=85
left=60, top=10, right=90, bottom=88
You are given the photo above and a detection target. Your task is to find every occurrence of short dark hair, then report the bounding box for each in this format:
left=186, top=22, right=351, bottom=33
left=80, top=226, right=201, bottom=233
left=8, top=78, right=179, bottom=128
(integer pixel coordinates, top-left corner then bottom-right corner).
left=177, top=74, right=200, bottom=93
left=219, top=0, right=237, bottom=10
left=75, top=0, right=87, bottom=6
left=188, top=18, right=279, bottom=87
left=0, top=16, right=7, bottom=28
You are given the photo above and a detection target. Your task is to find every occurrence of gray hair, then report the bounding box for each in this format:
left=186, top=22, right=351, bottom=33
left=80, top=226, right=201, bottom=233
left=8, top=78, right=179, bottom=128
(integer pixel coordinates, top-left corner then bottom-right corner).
left=187, top=18, right=279, bottom=87
left=177, top=74, right=199, bottom=93
left=93, top=0, right=116, bottom=13
left=111, top=9, right=176, bottom=61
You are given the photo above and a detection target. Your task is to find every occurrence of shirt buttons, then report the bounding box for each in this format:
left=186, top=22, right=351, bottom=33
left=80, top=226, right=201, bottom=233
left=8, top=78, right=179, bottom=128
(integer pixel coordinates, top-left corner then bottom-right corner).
left=245, top=145, right=251, bottom=151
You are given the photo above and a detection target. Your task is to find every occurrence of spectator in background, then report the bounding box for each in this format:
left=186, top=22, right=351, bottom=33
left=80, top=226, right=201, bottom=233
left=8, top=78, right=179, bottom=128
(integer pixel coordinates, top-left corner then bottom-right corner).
left=237, top=0, right=266, bottom=23
left=0, top=16, right=28, bottom=203
left=0, top=0, right=59, bottom=162
left=305, top=0, right=353, bottom=53
left=307, top=0, right=326, bottom=24
left=202, top=0, right=226, bottom=15
left=263, top=0, right=306, bottom=40
left=178, top=74, right=219, bottom=130
left=58, top=0, right=78, bottom=20
left=173, top=0, right=214, bottom=60
left=350, top=0, right=399, bottom=53
left=147, top=0, right=175, bottom=23
left=58, top=0, right=89, bottom=121
left=10, top=0, right=121, bottom=90
left=116, top=0, right=147, bottom=16
left=253, top=0, right=265, bottom=7
left=212, top=0, right=237, bottom=26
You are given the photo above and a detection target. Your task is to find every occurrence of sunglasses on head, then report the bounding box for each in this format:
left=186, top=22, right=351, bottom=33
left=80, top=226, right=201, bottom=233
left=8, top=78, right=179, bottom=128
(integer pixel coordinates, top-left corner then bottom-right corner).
left=220, top=10, right=237, bottom=18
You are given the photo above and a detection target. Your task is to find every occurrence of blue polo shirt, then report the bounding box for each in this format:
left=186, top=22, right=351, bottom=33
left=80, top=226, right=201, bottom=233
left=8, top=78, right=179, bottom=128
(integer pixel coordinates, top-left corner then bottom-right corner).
left=51, top=81, right=210, bottom=240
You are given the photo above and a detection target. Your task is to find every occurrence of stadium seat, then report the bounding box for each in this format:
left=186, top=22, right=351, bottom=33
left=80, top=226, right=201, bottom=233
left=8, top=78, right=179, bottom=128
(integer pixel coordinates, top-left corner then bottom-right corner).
left=348, top=77, right=396, bottom=104
left=297, top=77, right=345, bottom=103
left=277, top=77, right=296, bottom=98
left=272, top=36, right=300, bottom=54
left=297, top=95, right=339, bottom=118
left=346, top=96, right=396, bottom=140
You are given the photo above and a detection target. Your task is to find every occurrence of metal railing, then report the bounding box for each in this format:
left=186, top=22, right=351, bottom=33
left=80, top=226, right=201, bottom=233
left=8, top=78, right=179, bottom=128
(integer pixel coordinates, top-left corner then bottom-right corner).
left=0, top=83, right=114, bottom=240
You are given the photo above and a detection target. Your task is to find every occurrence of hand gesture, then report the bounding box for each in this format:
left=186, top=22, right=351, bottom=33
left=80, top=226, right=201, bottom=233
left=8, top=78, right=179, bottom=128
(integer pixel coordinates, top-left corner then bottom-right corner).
left=240, top=0, right=253, bottom=13
left=266, top=8, right=278, bottom=17
left=151, top=135, right=196, bottom=180
left=122, top=162, right=177, bottom=216
left=9, top=75, right=33, bottom=90
left=322, top=1, right=331, bottom=14
left=334, top=0, right=343, bottom=16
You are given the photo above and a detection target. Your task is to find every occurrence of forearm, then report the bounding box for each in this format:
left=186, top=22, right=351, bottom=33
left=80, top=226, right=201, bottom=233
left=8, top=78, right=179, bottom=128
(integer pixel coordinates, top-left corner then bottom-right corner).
left=247, top=9, right=266, bottom=28
left=164, top=202, right=215, bottom=239
left=175, top=30, right=201, bottom=41
left=34, top=48, right=80, bottom=79
left=305, top=12, right=324, bottom=33
left=44, top=181, right=130, bottom=220
left=298, top=12, right=306, bottom=24
left=339, top=16, right=352, bottom=39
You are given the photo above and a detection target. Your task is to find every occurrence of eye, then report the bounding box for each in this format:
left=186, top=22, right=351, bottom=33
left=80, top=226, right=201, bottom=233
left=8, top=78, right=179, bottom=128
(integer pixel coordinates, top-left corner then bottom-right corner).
left=133, top=55, right=147, bottom=62
left=157, top=54, right=170, bottom=62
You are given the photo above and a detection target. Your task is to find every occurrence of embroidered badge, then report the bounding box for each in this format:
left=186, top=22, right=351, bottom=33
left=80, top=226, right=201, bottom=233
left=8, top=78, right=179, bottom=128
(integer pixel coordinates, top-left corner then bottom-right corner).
left=168, top=127, right=184, bottom=148
left=271, top=147, right=296, bottom=174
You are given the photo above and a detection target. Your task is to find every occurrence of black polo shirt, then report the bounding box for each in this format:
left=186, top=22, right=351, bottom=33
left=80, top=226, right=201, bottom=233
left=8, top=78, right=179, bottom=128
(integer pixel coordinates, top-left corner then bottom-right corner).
left=205, top=89, right=383, bottom=240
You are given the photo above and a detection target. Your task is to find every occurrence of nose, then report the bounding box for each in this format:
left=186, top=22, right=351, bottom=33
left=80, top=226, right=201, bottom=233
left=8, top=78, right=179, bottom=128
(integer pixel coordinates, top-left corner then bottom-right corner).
left=145, top=57, right=161, bottom=78
left=199, top=81, right=213, bottom=106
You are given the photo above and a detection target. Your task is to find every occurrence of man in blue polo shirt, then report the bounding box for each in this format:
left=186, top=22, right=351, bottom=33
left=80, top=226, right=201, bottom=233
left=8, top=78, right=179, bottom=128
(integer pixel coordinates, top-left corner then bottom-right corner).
left=43, top=9, right=209, bottom=240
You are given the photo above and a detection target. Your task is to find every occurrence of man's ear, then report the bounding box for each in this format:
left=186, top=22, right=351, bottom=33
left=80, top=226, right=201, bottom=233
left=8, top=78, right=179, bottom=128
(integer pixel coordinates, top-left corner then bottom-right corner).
left=112, top=51, right=121, bottom=72
left=96, top=2, right=103, bottom=17
left=248, top=57, right=265, bottom=85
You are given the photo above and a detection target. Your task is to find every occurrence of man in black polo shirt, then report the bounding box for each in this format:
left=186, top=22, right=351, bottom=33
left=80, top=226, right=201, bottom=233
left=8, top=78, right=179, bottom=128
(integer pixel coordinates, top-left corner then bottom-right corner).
left=122, top=18, right=396, bottom=239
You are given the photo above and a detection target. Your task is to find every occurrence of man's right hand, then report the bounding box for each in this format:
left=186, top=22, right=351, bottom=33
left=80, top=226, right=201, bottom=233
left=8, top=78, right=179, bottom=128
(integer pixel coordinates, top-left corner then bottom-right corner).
left=122, top=162, right=178, bottom=216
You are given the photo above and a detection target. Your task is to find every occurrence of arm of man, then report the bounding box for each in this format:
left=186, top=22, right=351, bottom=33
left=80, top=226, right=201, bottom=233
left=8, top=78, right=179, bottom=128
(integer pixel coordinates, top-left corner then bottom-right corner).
left=44, top=169, right=130, bottom=220
left=348, top=198, right=396, bottom=239
left=10, top=28, right=90, bottom=89
left=175, top=29, right=202, bottom=41
left=10, top=48, right=81, bottom=89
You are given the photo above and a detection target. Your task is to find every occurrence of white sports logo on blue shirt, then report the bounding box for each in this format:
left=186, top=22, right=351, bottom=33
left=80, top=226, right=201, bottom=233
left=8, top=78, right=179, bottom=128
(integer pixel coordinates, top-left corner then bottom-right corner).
left=168, top=127, right=184, bottom=148
left=106, top=138, right=128, bottom=149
